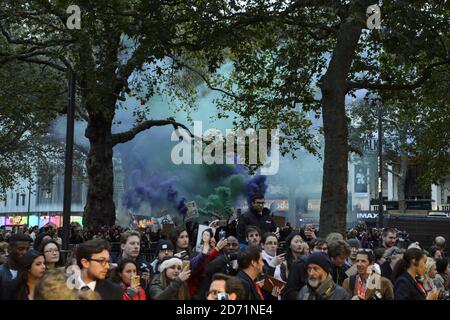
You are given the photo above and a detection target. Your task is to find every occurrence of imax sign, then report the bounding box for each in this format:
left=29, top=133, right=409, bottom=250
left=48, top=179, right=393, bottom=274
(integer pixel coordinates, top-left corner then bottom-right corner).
left=357, top=213, right=379, bottom=219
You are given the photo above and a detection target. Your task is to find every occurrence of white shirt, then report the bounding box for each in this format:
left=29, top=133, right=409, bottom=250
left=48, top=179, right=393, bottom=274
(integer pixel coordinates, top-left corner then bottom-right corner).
left=9, top=269, right=18, bottom=279
left=76, top=275, right=96, bottom=291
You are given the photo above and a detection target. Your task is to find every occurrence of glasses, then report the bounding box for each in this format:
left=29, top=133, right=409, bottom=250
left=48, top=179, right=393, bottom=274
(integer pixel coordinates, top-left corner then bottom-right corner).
left=357, top=249, right=373, bottom=254
left=89, top=258, right=111, bottom=267
left=254, top=201, right=265, bottom=205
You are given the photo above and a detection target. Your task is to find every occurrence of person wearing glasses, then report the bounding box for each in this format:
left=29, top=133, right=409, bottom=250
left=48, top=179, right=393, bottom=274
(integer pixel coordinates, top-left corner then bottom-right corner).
left=75, top=238, right=122, bottom=300
left=342, top=249, right=394, bottom=300
left=148, top=256, right=191, bottom=300
left=39, top=239, right=64, bottom=271
left=236, top=194, right=277, bottom=246
left=206, top=273, right=245, bottom=300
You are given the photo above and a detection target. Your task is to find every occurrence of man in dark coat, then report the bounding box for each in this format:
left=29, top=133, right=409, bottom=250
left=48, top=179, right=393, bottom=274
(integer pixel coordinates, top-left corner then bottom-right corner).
left=75, top=238, right=122, bottom=300
left=236, top=194, right=277, bottom=244
left=0, top=233, right=31, bottom=300
left=236, top=245, right=265, bottom=300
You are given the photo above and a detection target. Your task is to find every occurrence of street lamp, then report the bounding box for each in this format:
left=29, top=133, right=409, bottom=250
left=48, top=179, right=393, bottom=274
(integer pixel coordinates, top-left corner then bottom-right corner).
left=62, top=68, right=75, bottom=250
left=377, top=102, right=384, bottom=228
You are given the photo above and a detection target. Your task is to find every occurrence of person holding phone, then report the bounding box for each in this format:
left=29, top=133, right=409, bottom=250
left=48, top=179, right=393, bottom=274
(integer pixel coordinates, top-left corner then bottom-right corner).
left=149, top=256, right=190, bottom=300
left=111, top=259, right=147, bottom=300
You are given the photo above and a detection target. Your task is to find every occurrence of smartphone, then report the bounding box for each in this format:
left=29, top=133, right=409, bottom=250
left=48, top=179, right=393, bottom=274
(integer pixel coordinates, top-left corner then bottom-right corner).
left=131, top=275, right=140, bottom=288
left=276, top=247, right=285, bottom=256
left=219, top=230, right=226, bottom=239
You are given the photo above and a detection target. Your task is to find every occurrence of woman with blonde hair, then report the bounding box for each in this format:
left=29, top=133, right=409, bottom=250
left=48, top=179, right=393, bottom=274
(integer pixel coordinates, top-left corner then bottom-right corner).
left=35, top=269, right=77, bottom=300
left=148, top=256, right=191, bottom=300
left=422, top=257, right=437, bottom=293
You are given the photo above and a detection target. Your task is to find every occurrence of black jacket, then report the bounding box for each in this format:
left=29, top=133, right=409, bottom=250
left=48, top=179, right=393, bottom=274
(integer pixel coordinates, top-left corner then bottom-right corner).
left=236, top=208, right=277, bottom=243
left=331, top=263, right=348, bottom=286
left=283, top=256, right=308, bottom=300
left=0, top=263, right=15, bottom=300
left=394, top=272, right=426, bottom=300
left=380, top=261, right=393, bottom=282
left=95, top=279, right=123, bottom=300
left=236, top=270, right=263, bottom=300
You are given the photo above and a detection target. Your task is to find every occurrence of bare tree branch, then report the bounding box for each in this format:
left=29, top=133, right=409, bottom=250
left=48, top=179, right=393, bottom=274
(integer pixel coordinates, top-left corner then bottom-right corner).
left=384, top=165, right=402, bottom=178
left=112, top=117, right=200, bottom=146
left=347, top=59, right=450, bottom=91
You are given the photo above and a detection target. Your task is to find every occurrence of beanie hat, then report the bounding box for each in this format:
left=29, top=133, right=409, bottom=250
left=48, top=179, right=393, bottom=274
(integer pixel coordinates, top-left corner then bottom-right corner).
left=347, top=238, right=361, bottom=248
left=436, top=258, right=449, bottom=273
left=158, top=256, right=183, bottom=273
left=306, top=252, right=332, bottom=273
left=157, top=240, right=174, bottom=252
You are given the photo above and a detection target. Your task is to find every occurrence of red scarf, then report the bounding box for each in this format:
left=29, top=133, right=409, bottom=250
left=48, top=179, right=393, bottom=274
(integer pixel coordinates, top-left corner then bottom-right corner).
left=254, top=281, right=265, bottom=300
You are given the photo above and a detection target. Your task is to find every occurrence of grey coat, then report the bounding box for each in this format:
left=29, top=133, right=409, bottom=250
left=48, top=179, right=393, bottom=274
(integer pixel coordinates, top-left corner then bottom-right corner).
left=298, top=274, right=351, bottom=300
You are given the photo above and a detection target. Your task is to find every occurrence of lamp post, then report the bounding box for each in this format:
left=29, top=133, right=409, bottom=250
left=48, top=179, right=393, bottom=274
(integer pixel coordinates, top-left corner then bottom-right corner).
left=62, top=68, right=75, bottom=250
left=377, top=102, right=384, bottom=228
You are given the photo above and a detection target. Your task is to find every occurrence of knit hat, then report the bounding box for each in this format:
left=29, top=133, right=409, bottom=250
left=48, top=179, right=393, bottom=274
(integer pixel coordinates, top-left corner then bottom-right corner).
left=347, top=238, right=361, bottom=248
left=436, top=258, right=449, bottom=273
left=158, top=256, right=183, bottom=273
left=157, top=240, right=174, bottom=252
left=306, top=252, right=332, bottom=273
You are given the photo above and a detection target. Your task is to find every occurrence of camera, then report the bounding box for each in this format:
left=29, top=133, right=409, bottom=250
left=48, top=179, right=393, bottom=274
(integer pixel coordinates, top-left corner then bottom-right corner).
left=217, top=292, right=230, bottom=300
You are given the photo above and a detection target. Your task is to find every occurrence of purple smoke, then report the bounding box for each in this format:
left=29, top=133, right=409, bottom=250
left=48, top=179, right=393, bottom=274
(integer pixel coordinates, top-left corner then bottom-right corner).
left=122, top=170, right=188, bottom=215
left=245, top=175, right=268, bottom=205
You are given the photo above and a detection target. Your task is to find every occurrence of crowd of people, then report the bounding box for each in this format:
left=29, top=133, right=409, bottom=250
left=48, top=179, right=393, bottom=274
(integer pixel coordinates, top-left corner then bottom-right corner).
left=0, top=194, right=449, bottom=300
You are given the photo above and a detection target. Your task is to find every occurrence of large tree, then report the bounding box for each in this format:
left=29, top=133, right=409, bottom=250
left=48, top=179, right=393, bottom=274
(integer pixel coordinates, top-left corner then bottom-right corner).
left=204, top=0, right=449, bottom=235
left=2, top=1, right=448, bottom=235
left=0, top=0, right=240, bottom=229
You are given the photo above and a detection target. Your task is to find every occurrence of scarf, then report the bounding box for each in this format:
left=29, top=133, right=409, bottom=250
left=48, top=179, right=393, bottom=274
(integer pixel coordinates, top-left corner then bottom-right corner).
left=306, top=274, right=335, bottom=300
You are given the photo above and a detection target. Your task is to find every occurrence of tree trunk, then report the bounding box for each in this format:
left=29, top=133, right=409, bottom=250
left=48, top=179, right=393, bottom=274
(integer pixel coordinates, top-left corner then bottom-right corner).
left=318, top=19, right=363, bottom=238
left=83, top=111, right=116, bottom=230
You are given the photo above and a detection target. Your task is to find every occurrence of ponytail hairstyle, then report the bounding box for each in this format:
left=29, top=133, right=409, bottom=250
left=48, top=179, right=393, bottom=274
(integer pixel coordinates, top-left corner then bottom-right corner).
left=391, top=248, right=425, bottom=281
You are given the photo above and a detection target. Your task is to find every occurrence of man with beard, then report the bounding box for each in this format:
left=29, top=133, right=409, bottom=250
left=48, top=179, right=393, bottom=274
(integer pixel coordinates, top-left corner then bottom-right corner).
left=297, top=252, right=350, bottom=300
